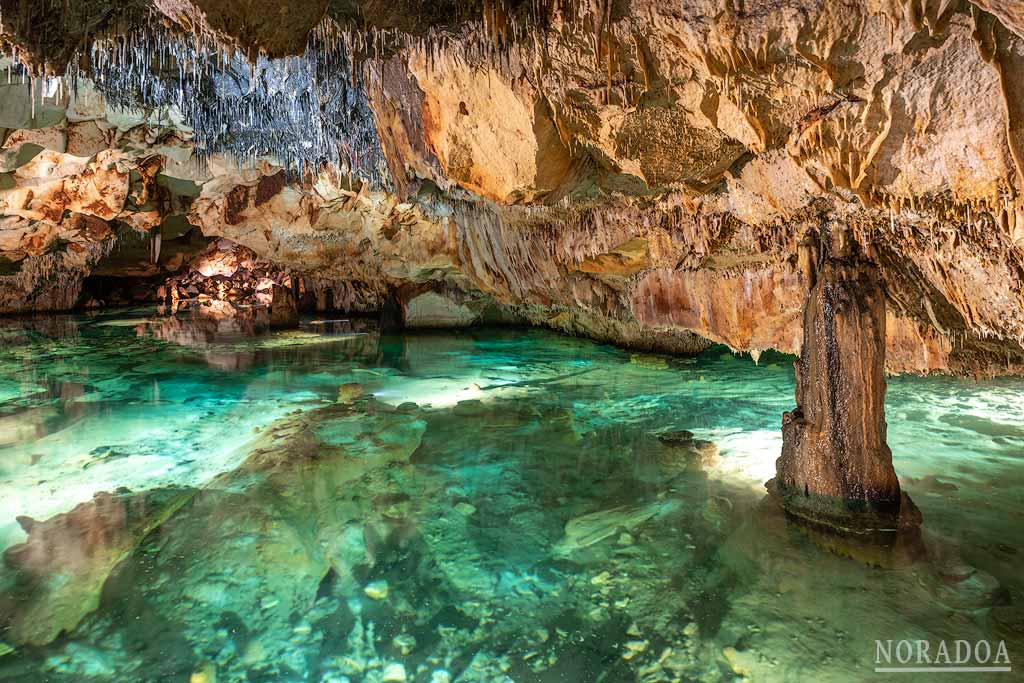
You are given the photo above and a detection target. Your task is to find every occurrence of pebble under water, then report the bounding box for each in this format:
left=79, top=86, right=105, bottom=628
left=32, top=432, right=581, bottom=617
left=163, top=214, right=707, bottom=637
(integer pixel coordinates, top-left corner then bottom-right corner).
left=0, top=309, right=1022, bottom=683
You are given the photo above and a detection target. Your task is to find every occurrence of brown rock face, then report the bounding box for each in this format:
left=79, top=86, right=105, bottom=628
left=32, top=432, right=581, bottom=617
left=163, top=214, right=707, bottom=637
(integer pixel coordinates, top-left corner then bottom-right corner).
left=3, top=0, right=1024, bottom=380
left=772, top=230, right=914, bottom=533
left=974, top=0, right=1024, bottom=37
left=269, top=282, right=299, bottom=329
left=153, top=0, right=328, bottom=57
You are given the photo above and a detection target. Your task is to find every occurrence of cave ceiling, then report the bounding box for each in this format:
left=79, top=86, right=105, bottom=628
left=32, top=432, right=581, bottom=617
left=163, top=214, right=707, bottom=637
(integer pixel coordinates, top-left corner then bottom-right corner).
left=1, top=0, right=1024, bottom=376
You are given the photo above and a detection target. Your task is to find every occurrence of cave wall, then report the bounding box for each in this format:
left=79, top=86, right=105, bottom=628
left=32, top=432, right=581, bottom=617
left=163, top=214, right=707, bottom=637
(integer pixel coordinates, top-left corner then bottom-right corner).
left=1, top=0, right=1024, bottom=376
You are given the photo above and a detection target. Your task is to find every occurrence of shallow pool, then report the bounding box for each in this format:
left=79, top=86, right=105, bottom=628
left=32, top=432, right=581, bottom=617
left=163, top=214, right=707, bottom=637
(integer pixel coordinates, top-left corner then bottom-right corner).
left=0, top=309, right=1021, bottom=682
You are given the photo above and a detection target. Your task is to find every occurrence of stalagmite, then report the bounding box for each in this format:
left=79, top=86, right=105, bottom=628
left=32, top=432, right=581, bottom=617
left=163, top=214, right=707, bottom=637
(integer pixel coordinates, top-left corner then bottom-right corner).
left=769, top=227, right=921, bottom=543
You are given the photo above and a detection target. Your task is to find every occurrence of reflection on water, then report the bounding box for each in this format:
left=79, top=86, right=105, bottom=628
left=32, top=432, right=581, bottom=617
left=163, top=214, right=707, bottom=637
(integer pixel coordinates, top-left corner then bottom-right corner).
left=0, top=308, right=1022, bottom=682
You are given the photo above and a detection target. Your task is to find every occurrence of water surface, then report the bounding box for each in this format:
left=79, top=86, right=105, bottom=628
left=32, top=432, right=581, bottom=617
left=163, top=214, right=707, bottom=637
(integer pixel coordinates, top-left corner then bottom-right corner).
left=0, top=309, right=1021, bottom=682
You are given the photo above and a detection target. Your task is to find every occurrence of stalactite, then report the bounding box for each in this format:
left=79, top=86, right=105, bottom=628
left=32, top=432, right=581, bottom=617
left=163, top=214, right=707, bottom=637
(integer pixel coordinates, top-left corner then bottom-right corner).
left=55, top=14, right=388, bottom=185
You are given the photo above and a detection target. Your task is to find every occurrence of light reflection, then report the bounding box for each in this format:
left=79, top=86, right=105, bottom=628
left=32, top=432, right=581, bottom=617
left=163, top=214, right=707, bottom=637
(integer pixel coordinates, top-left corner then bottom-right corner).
left=0, top=313, right=1021, bottom=682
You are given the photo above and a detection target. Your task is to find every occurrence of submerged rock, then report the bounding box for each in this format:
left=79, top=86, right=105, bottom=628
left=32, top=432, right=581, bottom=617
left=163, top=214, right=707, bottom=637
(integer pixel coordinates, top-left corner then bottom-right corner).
left=364, top=580, right=389, bottom=600
left=655, top=430, right=720, bottom=472
left=0, top=488, right=193, bottom=647
left=336, top=383, right=366, bottom=404
left=656, top=429, right=695, bottom=445
left=552, top=500, right=678, bottom=558
left=926, top=561, right=1003, bottom=612
left=188, top=662, right=218, bottom=683
left=454, top=502, right=477, bottom=516
left=452, top=399, right=487, bottom=417
left=392, top=634, right=416, bottom=655
left=381, top=662, right=407, bottom=682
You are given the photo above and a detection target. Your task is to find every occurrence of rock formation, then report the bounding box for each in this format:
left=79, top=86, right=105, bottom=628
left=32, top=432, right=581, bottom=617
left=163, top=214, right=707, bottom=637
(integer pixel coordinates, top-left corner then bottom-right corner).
left=771, top=227, right=918, bottom=535
left=1, top=1, right=1022, bottom=377
left=3, top=0, right=1024, bottom=540
left=0, top=488, right=193, bottom=646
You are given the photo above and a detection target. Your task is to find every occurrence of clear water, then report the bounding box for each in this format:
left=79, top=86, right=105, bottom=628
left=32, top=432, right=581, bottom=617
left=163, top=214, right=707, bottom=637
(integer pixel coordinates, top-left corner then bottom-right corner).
left=0, top=310, right=1022, bottom=682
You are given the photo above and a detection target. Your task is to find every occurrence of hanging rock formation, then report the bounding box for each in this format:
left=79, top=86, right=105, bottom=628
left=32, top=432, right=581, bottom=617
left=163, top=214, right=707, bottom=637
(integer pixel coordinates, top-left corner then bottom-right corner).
left=0, top=0, right=1023, bottom=379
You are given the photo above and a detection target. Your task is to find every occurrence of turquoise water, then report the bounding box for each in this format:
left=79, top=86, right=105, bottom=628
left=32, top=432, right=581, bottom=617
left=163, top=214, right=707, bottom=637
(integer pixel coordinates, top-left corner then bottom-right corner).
left=0, top=309, right=1022, bottom=682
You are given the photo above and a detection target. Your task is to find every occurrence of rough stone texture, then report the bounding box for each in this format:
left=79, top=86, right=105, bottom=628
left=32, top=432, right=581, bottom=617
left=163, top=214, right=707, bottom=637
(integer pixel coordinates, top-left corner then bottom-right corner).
left=269, top=282, right=299, bottom=329
left=2, top=1, right=1024, bottom=377
left=153, top=0, right=328, bottom=58
left=772, top=231, right=908, bottom=531
left=974, top=1, right=1024, bottom=37
left=0, top=0, right=141, bottom=76
left=403, top=290, right=483, bottom=328
left=0, top=488, right=192, bottom=646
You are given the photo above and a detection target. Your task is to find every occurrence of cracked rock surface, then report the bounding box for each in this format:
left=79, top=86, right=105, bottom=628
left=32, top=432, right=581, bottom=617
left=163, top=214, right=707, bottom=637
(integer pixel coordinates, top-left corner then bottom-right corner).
left=0, top=0, right=1023, bottom=376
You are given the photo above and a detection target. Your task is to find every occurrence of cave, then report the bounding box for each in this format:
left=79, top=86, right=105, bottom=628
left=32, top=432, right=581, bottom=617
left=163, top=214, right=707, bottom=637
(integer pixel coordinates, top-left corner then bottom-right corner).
left=0, top=1, right=1023, bottom=681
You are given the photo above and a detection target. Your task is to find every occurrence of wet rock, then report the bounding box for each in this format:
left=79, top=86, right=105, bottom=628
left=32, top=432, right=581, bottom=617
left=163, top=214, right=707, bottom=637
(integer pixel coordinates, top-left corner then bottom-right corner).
left=188, top=662, right=218, bottom=683
left=452, top=399, right=487, bottom=417
left=926, top=562, right=1002, bottom=612
left=722, top=646, right=756, bottom=677
left=552, top=500, right=678, bottom=558
left=269, top=284, right=299, bottom=329
left=656, top=429, right=695, bottom=445
left=381, top=662, right=407, bottom=682
left=656, top=430, right=720, bottom=473
left=771, top=231, right=919, bottom=535
left=336, top=383, right=366, bottom=404
left=392, top=634, right=416, bottom=655
left=0, top=488, right=193, bottom=647
left=622, top=640, right=648, bottom=660
left=364, top=580, right=389, bottom=600
left=993, top=604, right=1024, bottom=639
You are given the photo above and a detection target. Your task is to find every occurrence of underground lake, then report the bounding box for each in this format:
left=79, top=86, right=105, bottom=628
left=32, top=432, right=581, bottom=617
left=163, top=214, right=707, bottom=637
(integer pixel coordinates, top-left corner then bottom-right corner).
left=4, top=1, right=1024, bottom=680
left=0, top=309, right=1020, bottom=682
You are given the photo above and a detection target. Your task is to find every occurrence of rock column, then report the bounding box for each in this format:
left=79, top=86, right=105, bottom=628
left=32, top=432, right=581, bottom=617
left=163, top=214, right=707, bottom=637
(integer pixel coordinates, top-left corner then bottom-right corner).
left=771, top=228, right=917, bottom=535
left=269, top=283, right=299, bottom=329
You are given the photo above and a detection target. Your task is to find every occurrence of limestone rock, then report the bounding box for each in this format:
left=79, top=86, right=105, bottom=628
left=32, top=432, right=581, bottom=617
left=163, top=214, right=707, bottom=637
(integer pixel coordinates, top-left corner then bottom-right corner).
left=772, top=231, right=919, bottom=534
left=337, top=383, right=366, bottom=404
left=381, top=662, right=407, bottom=682
left=153, top=0, right=328, bottom=58
left=269, top=283, right=298, bottom=329
left=1, top=0, right=1024, bottom=377
left=364, top=580, right=389, bottom=600
left=0, top=488, right=193, bottom=647
left=656, top=431, right=720, bottom=472
left=403, top=290, right=481, bottom=329
left=552, top=501, right=676, bottom=558
left=974, top=1, right=1024, bottom=37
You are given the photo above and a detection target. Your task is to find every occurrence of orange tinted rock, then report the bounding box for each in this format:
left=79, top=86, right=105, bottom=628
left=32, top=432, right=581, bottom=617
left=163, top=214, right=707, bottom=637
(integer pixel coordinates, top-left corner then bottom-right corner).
left=772, top=232, right=916, bottom=534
